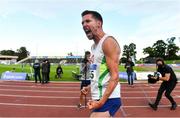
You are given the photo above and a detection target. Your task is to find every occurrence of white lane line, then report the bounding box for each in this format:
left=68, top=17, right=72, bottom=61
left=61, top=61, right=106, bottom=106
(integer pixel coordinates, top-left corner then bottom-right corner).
left=0, top=103, right=77, bottom=108
left=138, top=84, right=152, bottom=103
left=0, top=102, right=178, bottom=108
left=120, top=107, right=127, bottom=117
left=0, top=88, right=180, bottom=94
left=0, top=94, right=80, bottom=99
left=0, top=94, right=179, bottom=99
left=0, top=84, right=80, bottom=89
left=0, top=89, right=79, bottom=93
left=0, top=80, right=80, bottom=84
left=122, top=105, right=179, bottom=108
left=123, top=96, right=180, bottom=99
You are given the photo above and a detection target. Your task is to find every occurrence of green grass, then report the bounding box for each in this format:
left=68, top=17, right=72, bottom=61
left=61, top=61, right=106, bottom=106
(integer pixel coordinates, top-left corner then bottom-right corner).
left=0, top=63, right=179, bottom=81
left=119, top=65, right=156, bottom=72
left=165, top=60, right=180, bottom=64
left=0, top=64, right=80, bottom=82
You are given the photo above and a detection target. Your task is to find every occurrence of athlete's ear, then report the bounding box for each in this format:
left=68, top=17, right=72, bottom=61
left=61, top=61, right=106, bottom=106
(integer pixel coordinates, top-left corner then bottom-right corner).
left=97, top=21, right=101, bottom=27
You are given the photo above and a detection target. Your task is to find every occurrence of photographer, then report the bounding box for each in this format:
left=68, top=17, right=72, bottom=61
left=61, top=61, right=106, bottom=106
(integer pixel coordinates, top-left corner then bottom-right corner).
left=77, top=51, right=91, bottom=109
left=56, top=64, right=63, bottom=79
left=149, top=58, right=177, bottom=110
left=125, top=57, right=135, bottom=86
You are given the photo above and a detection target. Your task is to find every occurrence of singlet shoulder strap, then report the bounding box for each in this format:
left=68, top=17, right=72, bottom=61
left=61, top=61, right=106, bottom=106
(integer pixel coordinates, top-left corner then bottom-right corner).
left=98, top=34, right=110, bottom=46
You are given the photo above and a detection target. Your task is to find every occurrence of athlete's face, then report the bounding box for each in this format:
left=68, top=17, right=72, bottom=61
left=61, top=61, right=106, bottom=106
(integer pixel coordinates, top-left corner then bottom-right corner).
left=82, top=14, right=101, bottom=40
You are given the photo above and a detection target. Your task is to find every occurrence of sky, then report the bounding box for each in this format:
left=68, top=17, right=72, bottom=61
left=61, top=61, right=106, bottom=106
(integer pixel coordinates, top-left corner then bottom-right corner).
left=0, top=0, right=180, bottom=59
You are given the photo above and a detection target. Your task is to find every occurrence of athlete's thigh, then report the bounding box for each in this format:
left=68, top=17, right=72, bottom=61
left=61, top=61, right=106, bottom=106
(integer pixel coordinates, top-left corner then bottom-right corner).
left=90, top=111, right=110, bottom=118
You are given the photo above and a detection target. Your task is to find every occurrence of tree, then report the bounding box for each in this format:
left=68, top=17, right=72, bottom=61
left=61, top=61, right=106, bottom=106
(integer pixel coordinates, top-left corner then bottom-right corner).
left=143, top=46, right=154, bottom=57
left=129, top=43, right=137, bottom=61
left=143, top=38, right=180, bottom=60
left=16, top=47, right=30, bottom=61
left=152, top=40, right=167, bottom=58
left=67, top=52, right=73, bottom=56
left=122, top=45, right=130, bottom=58
left=166, top=37, right=180, bottom=60
left=0, top=50, right=16, bottom=56
left=122, top=43, right=137, bottom=62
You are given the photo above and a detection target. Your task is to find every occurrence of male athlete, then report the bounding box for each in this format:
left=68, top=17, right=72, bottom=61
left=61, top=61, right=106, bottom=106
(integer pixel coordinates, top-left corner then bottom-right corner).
left=81, top=10, right=121, bottom=117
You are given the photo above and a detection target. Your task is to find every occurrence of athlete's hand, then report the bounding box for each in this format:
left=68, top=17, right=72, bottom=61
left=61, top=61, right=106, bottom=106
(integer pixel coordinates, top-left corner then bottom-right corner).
left=87, top=100, right=103, bottom=110
left=81, top=86, right=90, bottom=95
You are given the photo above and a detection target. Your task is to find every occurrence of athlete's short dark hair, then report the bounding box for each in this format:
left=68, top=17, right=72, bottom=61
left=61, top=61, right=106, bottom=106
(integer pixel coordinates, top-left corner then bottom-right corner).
left=81, top=10, right=103, bottom=25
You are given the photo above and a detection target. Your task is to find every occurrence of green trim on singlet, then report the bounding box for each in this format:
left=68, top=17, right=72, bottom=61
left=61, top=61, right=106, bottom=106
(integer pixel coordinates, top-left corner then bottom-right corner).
left=98, top=56, right=109, bottom=98
left=101, top=56, right=106, bottom=64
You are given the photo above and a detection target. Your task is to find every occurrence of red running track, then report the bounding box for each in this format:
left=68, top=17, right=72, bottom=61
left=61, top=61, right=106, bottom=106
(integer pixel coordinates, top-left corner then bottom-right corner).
left=0, top=80, right=179, bottom=117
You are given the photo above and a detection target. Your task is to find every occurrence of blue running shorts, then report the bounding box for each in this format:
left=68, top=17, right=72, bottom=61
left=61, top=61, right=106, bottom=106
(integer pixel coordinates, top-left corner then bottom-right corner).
left=92, top=98, right=121, bottom=116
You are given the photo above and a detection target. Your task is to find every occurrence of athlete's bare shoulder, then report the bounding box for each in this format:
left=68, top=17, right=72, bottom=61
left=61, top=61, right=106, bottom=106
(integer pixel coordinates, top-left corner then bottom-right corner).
left=102, top=36, right=121, bottom=55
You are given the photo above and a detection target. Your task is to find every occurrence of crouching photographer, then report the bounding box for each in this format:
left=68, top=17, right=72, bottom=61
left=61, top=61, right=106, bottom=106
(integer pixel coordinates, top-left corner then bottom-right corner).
left=148, top=58, right=178, bottom=111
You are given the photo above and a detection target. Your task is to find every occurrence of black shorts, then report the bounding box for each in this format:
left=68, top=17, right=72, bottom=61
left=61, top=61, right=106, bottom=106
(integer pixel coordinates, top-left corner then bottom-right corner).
left=80, top=80, right=91, bottom=90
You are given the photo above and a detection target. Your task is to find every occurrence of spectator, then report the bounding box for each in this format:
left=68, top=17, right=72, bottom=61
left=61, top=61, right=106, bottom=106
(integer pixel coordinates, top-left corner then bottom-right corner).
left=77, top=51, right=91, bottom=109
left=47, top=59, right=51, bottom=83
left=41, top=60, right=49, bottom=84
left=56, top=64, right=63, bottom=79
left=125, top=57, right=135, bottom=86
left=33, top=59, right=41, bottom=83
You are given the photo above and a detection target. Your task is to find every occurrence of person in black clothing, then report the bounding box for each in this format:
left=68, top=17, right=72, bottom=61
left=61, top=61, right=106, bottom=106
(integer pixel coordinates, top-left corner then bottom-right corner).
left=77, top=51, right=91, bottom=109
left=47, top=59, right=51, bottom=83
left=56, top=64, right=63, bottom=79
left=149, top=58, right=178, bottom=110
left=33, top=60, right=41, bottom=83
left=125, top=58, right=135, bottom=86
left=41, top=60, right=49, bottom=84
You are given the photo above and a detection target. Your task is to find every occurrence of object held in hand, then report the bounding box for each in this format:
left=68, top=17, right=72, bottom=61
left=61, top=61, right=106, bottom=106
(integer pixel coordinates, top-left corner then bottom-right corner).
left=154, top=72, right=161, bottom=81
left=147, top=74, right=158, bottom=84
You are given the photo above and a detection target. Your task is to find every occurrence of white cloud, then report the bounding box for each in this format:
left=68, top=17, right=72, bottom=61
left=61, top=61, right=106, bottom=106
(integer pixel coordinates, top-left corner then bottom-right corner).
left=0, top=0, right=179, bottom=59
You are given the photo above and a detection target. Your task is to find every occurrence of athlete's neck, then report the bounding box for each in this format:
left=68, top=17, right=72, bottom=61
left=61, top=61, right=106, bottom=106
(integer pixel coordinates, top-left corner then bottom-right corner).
left=93, top=31, right=105, bottom=45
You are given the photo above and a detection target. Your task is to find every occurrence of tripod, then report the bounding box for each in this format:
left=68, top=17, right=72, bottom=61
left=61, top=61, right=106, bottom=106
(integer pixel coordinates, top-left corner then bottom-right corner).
left=84, top=60, right=88, bottom=108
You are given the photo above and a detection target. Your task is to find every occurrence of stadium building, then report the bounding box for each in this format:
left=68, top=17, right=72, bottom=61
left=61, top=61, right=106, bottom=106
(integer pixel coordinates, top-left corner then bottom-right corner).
left=0, top=55, right=18, bottom=65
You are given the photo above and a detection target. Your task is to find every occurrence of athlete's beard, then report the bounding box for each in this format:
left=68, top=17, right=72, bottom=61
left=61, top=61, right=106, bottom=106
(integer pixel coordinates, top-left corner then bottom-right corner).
left=86, top=32, right=94, bottom=40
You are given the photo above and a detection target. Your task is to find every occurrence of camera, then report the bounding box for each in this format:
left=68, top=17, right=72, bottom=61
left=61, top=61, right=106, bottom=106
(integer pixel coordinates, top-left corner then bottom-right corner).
left=147, top=72, right=161, bottom=84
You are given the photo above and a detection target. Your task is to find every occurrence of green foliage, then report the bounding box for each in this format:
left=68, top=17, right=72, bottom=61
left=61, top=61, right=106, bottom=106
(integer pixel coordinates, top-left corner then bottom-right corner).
left=143, top=37, right=180, bottom=60
left=0, top=46, right=30, bottom=61
left=16, top=47, right=30, bottom=61
left=122, top=43, right=137, bottom=61
left=0, top=50, right=16, bottom=56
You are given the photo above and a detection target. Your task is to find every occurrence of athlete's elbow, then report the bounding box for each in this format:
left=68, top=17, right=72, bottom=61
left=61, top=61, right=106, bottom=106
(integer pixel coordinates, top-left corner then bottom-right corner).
left=111, top=74, right=119, bottom=82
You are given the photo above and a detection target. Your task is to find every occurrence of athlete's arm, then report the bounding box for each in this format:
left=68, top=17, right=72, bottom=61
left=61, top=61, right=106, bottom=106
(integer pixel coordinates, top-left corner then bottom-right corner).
left=87, top=37, right=121, bottom=110
left=99, top=36, right=121, bottom=106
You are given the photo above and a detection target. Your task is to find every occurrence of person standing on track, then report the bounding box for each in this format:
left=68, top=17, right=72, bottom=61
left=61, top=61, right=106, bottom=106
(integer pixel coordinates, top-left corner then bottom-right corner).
left=33, top=59, right=41, bottom=83
left=47, top=59, right=51, bottom=83
left=41, top=59, right=49, bottom=84
left=149, top=58, right=178, bottom=110
left=81, top=10, right=121, bottom=117
left=124, top=57, right=135, bottom=87
left=77, top=51, right=91, bottom=109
